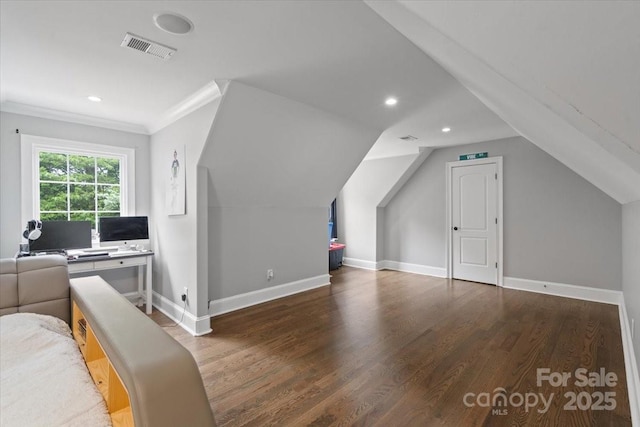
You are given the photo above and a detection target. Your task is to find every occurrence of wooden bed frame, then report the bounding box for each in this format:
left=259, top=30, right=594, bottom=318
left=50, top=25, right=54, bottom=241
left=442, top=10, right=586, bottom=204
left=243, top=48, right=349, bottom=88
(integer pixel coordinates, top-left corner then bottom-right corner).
left=72, top=300, right=134, bottom=425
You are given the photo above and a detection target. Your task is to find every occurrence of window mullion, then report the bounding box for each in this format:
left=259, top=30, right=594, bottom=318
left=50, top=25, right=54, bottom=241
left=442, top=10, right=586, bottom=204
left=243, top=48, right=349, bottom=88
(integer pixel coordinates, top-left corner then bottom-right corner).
left=66, top=154, right=71, bottom=221
left=94, top=157, right=98, bottom=230
left=35, top=150, right=40, bottom=219
left=120, top=157, right=125, bottom=215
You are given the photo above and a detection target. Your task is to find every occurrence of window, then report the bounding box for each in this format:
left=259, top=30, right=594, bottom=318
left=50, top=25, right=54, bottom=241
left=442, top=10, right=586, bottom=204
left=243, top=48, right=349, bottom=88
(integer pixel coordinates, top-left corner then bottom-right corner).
left=21, top=135, right=135, bottom=230
left=38, top=151, right=121, bottom=228
left=329, top=198, right=337, bottom=239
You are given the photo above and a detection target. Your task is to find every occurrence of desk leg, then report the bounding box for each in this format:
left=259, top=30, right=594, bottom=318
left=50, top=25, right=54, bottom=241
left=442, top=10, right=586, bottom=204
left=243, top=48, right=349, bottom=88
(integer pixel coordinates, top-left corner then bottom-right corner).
left=146, top=255, right=153, bottom=314
left=137, top=266, right=144, bottom=307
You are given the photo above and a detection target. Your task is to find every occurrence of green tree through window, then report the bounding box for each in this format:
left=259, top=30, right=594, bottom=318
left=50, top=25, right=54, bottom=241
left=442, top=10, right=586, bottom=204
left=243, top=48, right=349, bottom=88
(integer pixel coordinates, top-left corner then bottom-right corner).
left=38, top=151, right=121, bottom=228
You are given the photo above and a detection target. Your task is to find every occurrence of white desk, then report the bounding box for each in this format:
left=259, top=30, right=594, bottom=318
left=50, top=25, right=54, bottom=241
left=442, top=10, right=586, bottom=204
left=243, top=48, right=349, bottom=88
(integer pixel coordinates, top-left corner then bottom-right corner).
left=68, top=252, right=154, bottom=314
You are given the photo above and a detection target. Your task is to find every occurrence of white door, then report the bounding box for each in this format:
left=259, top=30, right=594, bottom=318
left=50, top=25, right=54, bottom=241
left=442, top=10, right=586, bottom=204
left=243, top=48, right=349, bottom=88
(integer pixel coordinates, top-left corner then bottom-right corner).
left=451, top=162, right=498, bottom=285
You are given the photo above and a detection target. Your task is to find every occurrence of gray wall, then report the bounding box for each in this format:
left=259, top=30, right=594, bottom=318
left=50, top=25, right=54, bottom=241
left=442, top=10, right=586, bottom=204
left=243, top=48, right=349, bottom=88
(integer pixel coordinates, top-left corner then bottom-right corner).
left=0, top=111, right=150, bottom=293
left=207, top=206, right=327, bottom=300
left=338, top=154, right=419, bottom=262
left=150, top=100, right=219, bottom=316
left=622, top=200, right=640, bottom=371
left=199, top=81, right=381, bottom=300
left=384, top=136, right=622, bottom=290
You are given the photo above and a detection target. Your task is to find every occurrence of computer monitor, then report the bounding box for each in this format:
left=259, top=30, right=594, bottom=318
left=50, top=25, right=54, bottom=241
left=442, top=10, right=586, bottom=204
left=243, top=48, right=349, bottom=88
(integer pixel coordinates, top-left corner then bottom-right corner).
left=29, top=220, right=92, bottom=253
left=99, top=216, right=149, bottom=248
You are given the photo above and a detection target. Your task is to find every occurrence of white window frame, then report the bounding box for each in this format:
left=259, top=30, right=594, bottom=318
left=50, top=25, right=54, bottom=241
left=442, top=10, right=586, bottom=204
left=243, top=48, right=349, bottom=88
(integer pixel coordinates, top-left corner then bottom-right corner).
left=21, top=134, right=136, bottom=229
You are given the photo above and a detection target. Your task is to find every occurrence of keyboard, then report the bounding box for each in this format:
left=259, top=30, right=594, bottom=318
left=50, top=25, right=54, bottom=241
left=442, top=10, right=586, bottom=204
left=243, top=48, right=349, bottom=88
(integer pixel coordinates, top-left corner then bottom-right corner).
left=109, top=250, right=145, bottom=257
left=77, top=252, right=109, bottom=258
left=84, top=246, right=118, bottom=253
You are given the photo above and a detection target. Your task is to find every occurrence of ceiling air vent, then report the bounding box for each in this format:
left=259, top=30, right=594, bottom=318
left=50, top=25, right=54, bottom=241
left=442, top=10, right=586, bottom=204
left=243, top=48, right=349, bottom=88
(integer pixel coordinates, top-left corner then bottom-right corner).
left=399, top=135, right=418, bottom=142
left=120, top=33, right=176, bottom=60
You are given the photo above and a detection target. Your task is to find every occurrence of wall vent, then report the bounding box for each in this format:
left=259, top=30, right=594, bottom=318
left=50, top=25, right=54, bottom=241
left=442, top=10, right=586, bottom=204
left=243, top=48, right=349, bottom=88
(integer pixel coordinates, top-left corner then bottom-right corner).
left=120, top=33, right=176, bottom=60
left=399, top=135, right=418, bottom=142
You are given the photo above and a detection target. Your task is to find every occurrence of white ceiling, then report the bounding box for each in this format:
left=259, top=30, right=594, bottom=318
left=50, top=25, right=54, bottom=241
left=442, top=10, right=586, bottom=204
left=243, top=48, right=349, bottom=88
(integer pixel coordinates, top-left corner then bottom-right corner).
left=399, top=0, right=640, bottom=153
left=0, top=0, right=513, bottom=156
left=367, top=0, right=640, bottom=203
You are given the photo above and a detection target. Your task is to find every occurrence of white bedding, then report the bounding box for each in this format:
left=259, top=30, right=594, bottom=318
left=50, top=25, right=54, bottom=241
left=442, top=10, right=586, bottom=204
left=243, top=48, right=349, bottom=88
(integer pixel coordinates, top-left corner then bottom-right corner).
left=0, top=313, right=111, bottom=427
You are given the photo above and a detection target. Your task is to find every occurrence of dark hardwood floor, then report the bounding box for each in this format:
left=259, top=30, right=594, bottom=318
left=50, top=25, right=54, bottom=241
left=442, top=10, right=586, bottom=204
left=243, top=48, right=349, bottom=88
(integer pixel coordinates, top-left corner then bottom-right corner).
left=150, top=267, right=632, bottom=426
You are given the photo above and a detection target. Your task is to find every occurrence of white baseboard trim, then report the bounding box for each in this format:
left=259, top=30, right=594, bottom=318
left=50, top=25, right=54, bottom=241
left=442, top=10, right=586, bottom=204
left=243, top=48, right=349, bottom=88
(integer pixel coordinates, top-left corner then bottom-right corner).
left=380, top=260, right=447, bottom=278
left=209, top=274, right=331, bottom=317
left=504, top=276, right=639, bottom=422
left=503, top=276, right=622, bottom=305
left=342, top=257, right=380, bottom=270
left=619, top=295, right=640, bottom=426
left=152, top=291, right=212, bottom=336
left=342, top=258, right=448, bottom=278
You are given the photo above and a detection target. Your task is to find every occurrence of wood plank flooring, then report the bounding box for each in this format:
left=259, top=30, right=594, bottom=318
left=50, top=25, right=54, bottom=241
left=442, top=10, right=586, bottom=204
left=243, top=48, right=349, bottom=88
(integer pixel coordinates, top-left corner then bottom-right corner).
left=149, top=267, right=632, bottom=426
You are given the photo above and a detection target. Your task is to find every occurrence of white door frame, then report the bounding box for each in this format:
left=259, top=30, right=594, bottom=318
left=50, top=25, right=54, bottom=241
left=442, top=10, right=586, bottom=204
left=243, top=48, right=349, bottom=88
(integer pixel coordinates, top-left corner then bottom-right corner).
left=446, top=157, right=503, bottom=286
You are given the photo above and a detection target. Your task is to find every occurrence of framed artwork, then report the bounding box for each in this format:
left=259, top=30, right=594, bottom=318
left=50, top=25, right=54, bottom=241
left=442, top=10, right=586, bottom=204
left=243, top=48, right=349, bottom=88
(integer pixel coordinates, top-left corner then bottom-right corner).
left=166, top=145, right=186, bottom=215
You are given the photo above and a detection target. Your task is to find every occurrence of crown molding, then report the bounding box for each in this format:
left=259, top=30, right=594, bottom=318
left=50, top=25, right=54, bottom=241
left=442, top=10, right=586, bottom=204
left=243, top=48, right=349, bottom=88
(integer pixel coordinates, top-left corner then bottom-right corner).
left=0, top=101, right=149, bottom=135
left=147, top=81, right=221, bottom=134
left=1, top=81, right=221, bottom=136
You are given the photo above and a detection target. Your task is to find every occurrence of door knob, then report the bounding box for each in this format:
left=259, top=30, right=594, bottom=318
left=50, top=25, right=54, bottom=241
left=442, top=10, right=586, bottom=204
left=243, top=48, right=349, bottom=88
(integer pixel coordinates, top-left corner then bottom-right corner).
left=453, top=226, right=458, bottom=231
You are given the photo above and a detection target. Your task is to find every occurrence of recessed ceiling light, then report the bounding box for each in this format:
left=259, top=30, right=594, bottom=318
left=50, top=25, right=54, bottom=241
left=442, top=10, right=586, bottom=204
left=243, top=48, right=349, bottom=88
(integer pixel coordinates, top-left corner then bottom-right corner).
left=154, top=12, right=194, bottom=35
left=442, top=127, right=451, bottom=133
left=87, top=96, right=102, bottom=103
left=385, top=97, right=398, bottom=106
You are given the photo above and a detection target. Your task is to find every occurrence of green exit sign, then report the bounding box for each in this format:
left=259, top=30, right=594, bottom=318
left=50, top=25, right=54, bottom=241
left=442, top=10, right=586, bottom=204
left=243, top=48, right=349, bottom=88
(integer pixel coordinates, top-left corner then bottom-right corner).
left=459, top=152, right=488, bottom=161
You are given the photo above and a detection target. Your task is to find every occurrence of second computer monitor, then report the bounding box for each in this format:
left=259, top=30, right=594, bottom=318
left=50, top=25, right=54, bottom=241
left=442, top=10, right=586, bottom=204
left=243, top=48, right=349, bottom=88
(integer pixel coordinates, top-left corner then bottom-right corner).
left=99, top=216, right=149, bottom=248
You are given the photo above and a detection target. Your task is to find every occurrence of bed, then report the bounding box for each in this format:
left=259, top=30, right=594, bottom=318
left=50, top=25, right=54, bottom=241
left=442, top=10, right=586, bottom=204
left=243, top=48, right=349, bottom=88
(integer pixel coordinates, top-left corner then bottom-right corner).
left=0, top=255, right=216, bottom=427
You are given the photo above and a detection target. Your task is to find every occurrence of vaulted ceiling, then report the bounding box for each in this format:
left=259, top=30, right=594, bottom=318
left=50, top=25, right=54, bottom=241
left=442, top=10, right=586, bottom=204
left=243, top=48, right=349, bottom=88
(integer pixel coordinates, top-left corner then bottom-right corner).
left=2, top=1, right=638, bottom=203
left=366, top=0, right=640, bottom=203
left=0, top=0, right=512, bottom=153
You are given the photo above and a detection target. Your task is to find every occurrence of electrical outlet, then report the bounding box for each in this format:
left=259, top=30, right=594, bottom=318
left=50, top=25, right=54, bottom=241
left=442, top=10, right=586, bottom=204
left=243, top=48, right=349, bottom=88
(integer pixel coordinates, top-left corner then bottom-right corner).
left=181, top=287, right=188, bottom=302
left=267, top=269, right=274, bottom=281
left=184, top=287, right=188, bottom=296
